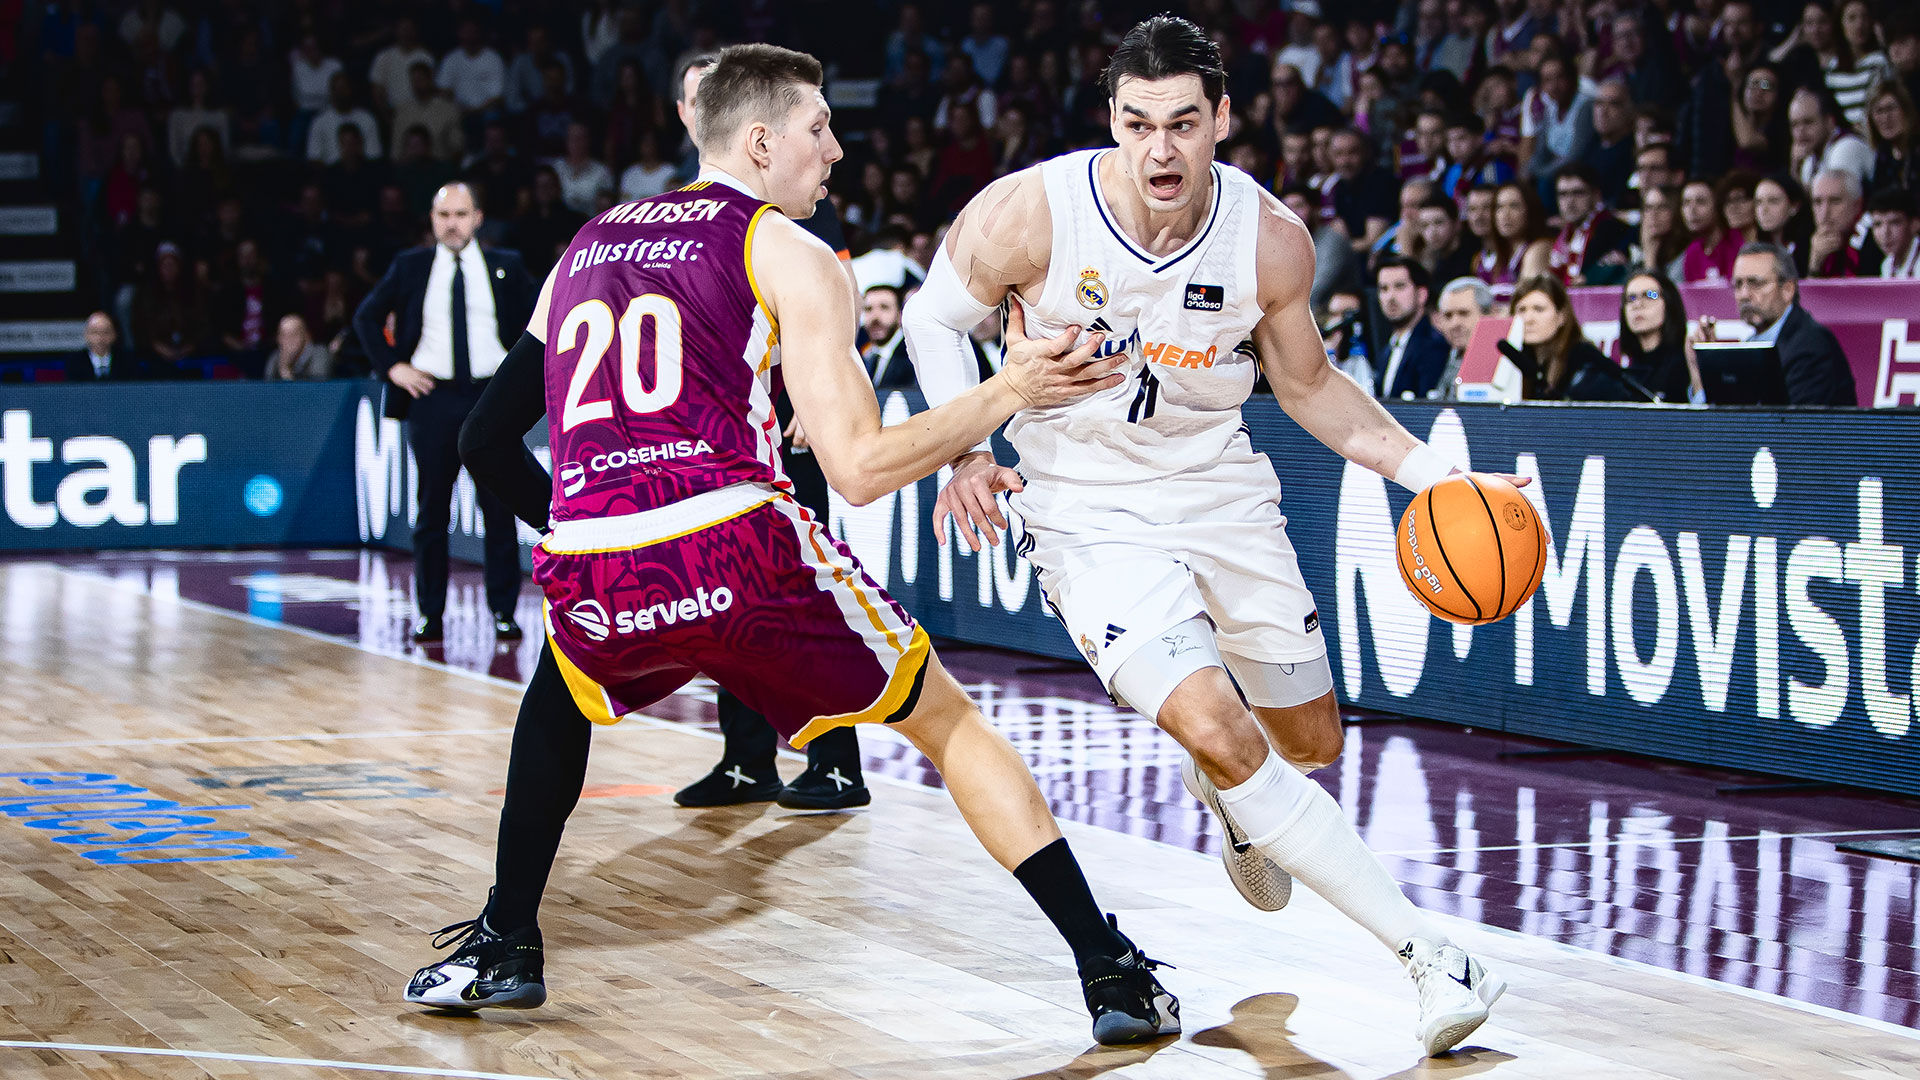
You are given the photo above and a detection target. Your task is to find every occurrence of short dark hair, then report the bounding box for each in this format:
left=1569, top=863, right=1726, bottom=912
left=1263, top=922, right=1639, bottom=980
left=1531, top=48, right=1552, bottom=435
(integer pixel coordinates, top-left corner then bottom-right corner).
left=1738, top=241, right=1799, bottom=284
left=1419, top=193, right=1459, bottom=218
left=1374, top=254, right=1431, bottom=292
left=1104, top=15, right=1225, bottom=107
left=1869, top=186, right=1919, bottom=217
left=692, top=44, right=823, bottom=151
left=1279, top=181, right=1321, bottom=207
left=1555, top=163, right=1601, bottom=192
left=675, top=51, right=721, bottom=104
left=1446, top=110, right=1485, bottom=135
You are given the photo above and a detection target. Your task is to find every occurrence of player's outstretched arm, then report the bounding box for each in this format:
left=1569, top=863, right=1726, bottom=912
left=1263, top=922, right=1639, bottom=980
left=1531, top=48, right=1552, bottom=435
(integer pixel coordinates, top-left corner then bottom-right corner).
left=761, top=215, right=1120, bottom=507
left=1249, top=198, right=1455, bottom=491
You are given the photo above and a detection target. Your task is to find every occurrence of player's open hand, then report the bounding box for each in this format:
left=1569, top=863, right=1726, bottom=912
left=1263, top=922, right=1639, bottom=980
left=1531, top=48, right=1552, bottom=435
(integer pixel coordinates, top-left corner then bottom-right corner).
left=997, top=297, right=1126, bottom=408
left=934, top=450, right=1023, bottom=551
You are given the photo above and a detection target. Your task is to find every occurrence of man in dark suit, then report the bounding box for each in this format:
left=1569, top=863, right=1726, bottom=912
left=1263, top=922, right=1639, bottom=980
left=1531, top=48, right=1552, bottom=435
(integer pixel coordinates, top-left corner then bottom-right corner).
left=1371, top=257, right=1451, bottom=400
left=1730, top=243, right=1859, bottom=406
left=353, top=182, right=537, bottom=642
left=63, top=312, right=143, bottom=382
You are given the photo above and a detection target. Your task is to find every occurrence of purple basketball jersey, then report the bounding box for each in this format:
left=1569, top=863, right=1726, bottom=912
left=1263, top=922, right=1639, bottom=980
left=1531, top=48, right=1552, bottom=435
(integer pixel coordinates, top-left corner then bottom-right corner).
left=544, top=180, right=787, bottom=522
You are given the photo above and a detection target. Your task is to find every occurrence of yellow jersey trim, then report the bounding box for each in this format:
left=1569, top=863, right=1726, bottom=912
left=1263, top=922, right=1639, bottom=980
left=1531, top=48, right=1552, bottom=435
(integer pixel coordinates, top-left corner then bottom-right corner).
left=743, top=203, right=779, bottom=338
left=789, top=625, right=932, bottom=748
left=543, top=601, right=621, bottom=726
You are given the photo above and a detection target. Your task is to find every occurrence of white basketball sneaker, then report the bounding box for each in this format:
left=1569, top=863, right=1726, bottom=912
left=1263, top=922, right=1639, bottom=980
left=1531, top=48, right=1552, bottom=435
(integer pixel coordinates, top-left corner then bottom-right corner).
left=1398, top=937, right=1507, bottom=1055
left=1180, top=755, right=1291, bottom=911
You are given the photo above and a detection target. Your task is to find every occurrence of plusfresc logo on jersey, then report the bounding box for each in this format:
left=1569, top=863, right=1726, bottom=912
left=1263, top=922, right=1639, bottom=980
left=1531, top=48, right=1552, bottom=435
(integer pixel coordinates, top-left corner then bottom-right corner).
left=560, top=439, right=715, bottom=496
left=564, top=589, right=735, bottom=642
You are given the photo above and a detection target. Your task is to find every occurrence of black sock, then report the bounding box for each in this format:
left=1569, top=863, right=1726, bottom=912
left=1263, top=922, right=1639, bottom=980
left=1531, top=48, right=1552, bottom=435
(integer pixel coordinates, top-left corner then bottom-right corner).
left=1012, top=838, right=1128, bottom=971
left=715, top=690, right=778, bottom=774
left=802, top=725, right=862, bottom=779
left=487, top=644, right=593, bottom=935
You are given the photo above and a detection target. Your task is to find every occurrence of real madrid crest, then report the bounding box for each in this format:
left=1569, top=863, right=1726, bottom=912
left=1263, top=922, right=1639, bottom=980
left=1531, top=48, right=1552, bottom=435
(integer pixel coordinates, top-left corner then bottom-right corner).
left=1079, top=634, right=1099, bottom=664
left=1076, top=267, right=1107, bottom=310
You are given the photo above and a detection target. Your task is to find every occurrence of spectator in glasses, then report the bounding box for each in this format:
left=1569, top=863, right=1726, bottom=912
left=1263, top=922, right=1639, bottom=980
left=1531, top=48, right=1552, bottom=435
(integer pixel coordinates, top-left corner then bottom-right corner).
left=1720, top=243, right=1857, bottom=404
left=1865, top=79, right=1920, bottom=196
left=1632, top=184, right=1689, bottom=279
left=1617, top=270, right=1696, bottom=402
left=1730, top=62, right=1791, bottom=174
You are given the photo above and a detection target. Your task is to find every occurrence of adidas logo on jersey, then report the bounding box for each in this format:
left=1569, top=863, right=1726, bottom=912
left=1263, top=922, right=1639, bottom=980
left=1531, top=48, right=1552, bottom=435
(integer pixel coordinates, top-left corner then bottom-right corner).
left=1183, top=284, right=1224, bottom=311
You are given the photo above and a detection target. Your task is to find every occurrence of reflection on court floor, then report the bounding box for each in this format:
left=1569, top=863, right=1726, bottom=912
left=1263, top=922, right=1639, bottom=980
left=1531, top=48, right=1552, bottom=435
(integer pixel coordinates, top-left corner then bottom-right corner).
left=36, top=546, right=1920, bottom=1029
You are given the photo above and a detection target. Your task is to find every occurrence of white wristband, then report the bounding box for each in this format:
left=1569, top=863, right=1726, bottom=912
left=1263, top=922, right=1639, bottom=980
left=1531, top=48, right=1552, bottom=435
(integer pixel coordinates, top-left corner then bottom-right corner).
left=1392, top=444, right=1460, bottom=493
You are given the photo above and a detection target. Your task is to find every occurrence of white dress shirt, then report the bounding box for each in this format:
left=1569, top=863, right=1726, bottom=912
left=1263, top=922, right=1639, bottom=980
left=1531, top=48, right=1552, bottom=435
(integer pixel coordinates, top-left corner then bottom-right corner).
left=411, top=243, right=507, bottom=379
left=1379, top=326, right=1412, bottom=399
left=1883, top=237, right=1920, bottom=279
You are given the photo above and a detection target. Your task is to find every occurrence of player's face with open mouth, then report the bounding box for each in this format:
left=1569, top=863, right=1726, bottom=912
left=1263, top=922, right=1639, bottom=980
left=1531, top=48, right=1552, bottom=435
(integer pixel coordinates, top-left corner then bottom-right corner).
left=1110, top=75, right=1226, bottom=213
left=771, top=91, right=842, bottom=218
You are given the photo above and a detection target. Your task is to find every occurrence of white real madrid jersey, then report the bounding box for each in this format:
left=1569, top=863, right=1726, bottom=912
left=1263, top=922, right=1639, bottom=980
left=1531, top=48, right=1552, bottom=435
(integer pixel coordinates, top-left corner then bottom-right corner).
left=1010, top=148, right=1267, bottom=485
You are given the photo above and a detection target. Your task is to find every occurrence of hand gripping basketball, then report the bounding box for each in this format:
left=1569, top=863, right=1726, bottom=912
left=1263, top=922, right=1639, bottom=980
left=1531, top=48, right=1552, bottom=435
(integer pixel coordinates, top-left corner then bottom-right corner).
left=1397, top=472, right=1547, bottom=625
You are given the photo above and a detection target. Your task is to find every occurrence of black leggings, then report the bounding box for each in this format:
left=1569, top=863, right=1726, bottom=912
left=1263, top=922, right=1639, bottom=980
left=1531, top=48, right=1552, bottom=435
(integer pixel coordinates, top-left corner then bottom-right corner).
left=487, top=642, right=593, bottom=933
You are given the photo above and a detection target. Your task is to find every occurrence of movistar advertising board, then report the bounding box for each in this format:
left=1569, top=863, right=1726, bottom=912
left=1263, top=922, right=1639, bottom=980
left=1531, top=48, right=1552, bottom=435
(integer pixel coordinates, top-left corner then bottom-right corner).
left=830, top=394, right=1920, bottom=796
left=0, top=383, right=362, bottom=550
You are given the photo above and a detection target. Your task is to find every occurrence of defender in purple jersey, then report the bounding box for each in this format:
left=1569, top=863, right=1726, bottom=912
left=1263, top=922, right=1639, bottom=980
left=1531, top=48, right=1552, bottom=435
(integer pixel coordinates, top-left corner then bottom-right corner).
left=406, top=44, right=1181, bottom=1046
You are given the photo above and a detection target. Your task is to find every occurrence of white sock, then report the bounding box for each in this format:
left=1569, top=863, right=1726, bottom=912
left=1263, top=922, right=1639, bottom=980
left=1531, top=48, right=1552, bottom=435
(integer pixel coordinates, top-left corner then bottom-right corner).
left=1215, top=752, right=1447, bottom=952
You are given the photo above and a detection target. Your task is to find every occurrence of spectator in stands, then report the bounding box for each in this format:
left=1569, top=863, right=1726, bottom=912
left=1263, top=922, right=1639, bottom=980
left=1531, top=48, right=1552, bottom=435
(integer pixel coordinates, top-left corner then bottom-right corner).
left=166, top=70, right=227, bottom=168
left=862, top=285, right=915, bottom=389
left=1508, top=274, right=1627, bottom=401
left=880, top=51, right=941, bottom=143
left=1607, top=10, right=1678, bottom=110
left=901, top=115, right=940, bottom=183
left=263, top=315, right=334, bottom=381
left=1808, top=167, right=1873, bottom=276
left=308, top=72, right=382, bottom=165
left=509, top=166, right=586, bottom=281
left=1866, top=79, right=1920, bottom=197
left=394, top=62, right=464, bottom=164
left=1729, top=61, right=1791, bottom=174
left=65, top=312, right=141, bottom=382
left=1310, top=22, right=1354, bottom=112
left=883, top=3, right=946, bottom=83
left=1628, top=141, right=1678, bottom=212
left=1548, top=164, right=1633, bottom=285
left=589, top=9, right=647, bottom=108
left=1432, top=277, right=1494, bottom=400
left=214, top=239, right=280, bottom=363
left=1462, top=184, right=1497, bottom=259
left=1374, top=176, right=1434, bottom=266
left=602, top=60, right=661, bottom=169
left=1870, top=187, right=1920, bottom=277
left=133, top=242, right=204, bottom=376
left=321, top=125, right=384, bottom=232
left=1271, top=62, right=1342, bottom=135
left=463, top=121, right=531, bottom=235
left=289, top=33, right=343, bottom=151
left=1618, top=269, right=1695, bottom=402
left=1440, top=113, right=1513, bottom=199
left=1321, top=287, right=1372, bottom=387
left=439, top=19, right=506, bottom=144
left=1727, top=242, right=1858, bottom=404
left=1581, top=78, right=1637, bottom=206
left=1418, top=193, right=1479, bottom=286
left=78, top=75, right=151, bottom=199
left=1889, top=12, right=1920, bottom=107
left=369, top=17, right=433, bottom=114
left=618, top=130, right=676, bottom=202
left=506, top=25, right=573, bottom=115
left=932, top=101, right=995, bottom=215
left=225, top=28, right=281, bottom=149
left=1806, top=0, right=1884, bottom=130
left=1684, top=0, right=1765, bottom=179
left=935, top=53, right=998, bottom=133
left=1680, top=177, right=1741, bottom=282
left=1372, top=256, right=1450, bottom=400
left=960, top=3, right=1010, bottom=87
left=852, top=225, right=926, bottom=294
left=549, top=121, right=612, bottom=215
left=1753, top=173, right=1813, bottom=272
left=1633, top=184, right=1689, bottom=279
left=393, top=126, right=454, bottom=216
left=1402, top=109, right=1448, bottom=183
left=1523, top=55, right=1593, bottom=196
left=102, top=134, right=157, bottom=231
left=1329, top=127, right=1397, bottom=252
left=1791, top=84, right=1875, bottom=191
left=279, top=183, right=339, bottom=297
left=1479, top=180, right=1552, bottom=298
left=1280, top=182, right=1360, bottom=310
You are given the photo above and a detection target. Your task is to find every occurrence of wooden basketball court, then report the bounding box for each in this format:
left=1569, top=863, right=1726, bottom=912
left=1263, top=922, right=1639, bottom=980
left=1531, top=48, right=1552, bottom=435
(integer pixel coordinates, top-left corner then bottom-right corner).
left=1, top=561, right=1915, bottom=1079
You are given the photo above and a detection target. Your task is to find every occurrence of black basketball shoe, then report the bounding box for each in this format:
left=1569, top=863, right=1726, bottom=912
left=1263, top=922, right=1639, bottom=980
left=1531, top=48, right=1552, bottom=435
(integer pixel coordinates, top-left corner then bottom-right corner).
left=673, top=762, right=784, bottom=807
left=405, top=908, right=546, bottom=1010
left=1080, top=915, right=1180, bottom=1045
left=776, top=765, right=871, bottom=810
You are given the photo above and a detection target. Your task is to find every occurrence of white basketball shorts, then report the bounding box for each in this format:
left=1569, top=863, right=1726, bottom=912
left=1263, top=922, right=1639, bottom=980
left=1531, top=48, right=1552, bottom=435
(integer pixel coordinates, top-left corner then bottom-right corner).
left=1006, top=438, right=1329, bottom=716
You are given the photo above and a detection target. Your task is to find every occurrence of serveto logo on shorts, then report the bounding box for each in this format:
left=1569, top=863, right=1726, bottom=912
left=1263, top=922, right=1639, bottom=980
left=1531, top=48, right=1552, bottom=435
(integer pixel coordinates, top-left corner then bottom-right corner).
left=569, top=588, right=737, bottom=641
left=560, top=440, right=715, bottom=496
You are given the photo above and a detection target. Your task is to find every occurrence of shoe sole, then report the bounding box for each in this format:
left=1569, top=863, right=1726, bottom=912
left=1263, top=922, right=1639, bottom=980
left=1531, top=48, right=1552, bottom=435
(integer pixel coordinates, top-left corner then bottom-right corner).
left=673, top=785, right=784, bottom=808
left=776, top=788, right=872, bottom=811
left=1422, top=971, right=1507, bottom=1056
left=1091, top=988, right=1181, bottom=1045
left=1180, top=757, right=1291, bottom=912
left=406, top=983, right=548, bottom=1011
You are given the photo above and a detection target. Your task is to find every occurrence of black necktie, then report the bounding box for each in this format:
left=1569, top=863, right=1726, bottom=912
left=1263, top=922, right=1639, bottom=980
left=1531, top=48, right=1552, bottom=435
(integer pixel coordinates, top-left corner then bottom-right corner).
left=450, top=254, right=472, bottom=385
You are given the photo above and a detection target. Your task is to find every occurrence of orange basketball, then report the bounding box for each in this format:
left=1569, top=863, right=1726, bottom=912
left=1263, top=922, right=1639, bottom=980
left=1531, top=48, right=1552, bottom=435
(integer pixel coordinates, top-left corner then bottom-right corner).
left=1396, top=472, right=1547, bottom=625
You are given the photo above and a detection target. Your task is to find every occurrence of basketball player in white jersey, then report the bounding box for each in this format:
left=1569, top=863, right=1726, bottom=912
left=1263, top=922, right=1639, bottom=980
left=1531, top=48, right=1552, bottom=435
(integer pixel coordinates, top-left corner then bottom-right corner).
left=904, top=16, right=1517, bottom=1056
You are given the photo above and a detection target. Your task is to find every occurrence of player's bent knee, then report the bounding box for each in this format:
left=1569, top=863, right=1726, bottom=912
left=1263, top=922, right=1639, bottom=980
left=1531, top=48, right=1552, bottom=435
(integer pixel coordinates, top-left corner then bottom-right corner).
left=1254, top=691, right=1344, bottom=770
left=1156, top=668, right=1268, bottom=786
left=887, top=652, right=978, bottom=758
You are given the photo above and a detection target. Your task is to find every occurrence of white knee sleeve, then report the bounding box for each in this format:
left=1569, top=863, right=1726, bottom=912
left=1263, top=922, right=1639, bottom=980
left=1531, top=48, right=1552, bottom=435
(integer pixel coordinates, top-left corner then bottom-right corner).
left=1108, top=617, right=1223, bottom=721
